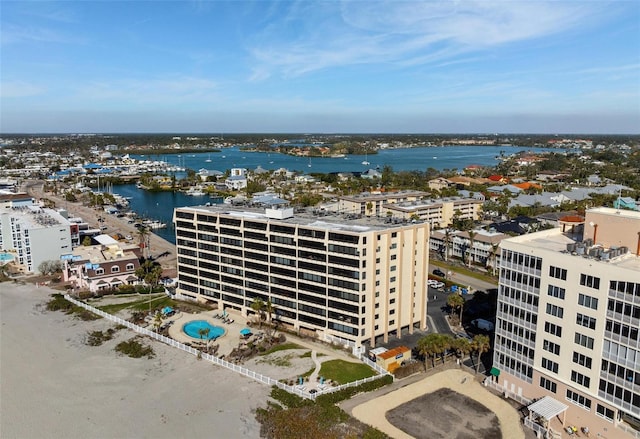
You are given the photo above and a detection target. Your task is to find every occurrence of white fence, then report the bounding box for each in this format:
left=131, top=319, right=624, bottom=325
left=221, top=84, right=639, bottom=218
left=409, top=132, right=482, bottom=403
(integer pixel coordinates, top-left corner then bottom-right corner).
left=64, top=294, right=390, bottom=400
left=485, top=379, right=532, bottom=406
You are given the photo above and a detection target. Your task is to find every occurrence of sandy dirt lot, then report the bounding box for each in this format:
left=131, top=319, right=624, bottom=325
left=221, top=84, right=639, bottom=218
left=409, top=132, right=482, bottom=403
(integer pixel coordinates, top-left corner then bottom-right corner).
left=386, top=387, right=501, bottom=439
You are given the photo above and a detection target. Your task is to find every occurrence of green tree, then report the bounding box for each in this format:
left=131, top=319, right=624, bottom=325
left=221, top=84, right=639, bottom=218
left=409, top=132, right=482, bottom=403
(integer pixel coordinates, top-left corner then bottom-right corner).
left=447, top=293, right=465, bottom=325
left=82, top=236, right=93, bottom=246
left=135, top=260, right=163, bottom=294
left=472, top=334, right=491, bottom=374
left=251, top=297, right=265, bottom=327
left=466, top=230, right=477, bottom=267
left=153, top=311, right=163, bottom=332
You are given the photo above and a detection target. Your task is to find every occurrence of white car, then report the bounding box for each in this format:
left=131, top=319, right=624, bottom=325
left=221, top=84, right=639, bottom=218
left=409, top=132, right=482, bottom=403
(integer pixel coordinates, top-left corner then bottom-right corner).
left=125, top=235, right=133, bottom=240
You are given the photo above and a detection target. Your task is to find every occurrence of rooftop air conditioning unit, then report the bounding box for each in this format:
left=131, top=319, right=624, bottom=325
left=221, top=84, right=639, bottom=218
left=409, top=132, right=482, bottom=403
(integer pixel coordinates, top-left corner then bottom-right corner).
left=601, top=251, right=610, bottom=260
left=566, top=243, right=577, bottom=252
left=620, top=246, right=628, bottom=254
left=576, top=245, right=585, bottom=255
left=584, top=238, right=593, bottom=247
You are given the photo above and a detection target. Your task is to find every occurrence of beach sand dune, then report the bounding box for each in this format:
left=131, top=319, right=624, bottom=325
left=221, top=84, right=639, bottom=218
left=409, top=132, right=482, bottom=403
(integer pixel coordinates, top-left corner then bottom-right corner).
left=1, top=283, right=268, bottom=439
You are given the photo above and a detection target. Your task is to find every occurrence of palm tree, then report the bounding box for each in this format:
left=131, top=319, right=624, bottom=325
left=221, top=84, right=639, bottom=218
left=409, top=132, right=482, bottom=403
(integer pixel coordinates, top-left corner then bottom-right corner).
left=452, top=337, right=472, bottom=362
left=417, top=334, right=439, bottom=369
left=264, top=299, right=276, bottom=336
left=472, top=334, right=491, bottom=373
left=466, top=230, right=477, bottom=268
left=447, top=293, right=465, bottom=326
left=251, top=297, right=265, bottom=328
left=198, top=327, right=211, bottom=352
left=443, top=228, right=452, bottom=262
left=137, top=226, right=150, bottom=259
left=153, top=311, right=163, bottom=332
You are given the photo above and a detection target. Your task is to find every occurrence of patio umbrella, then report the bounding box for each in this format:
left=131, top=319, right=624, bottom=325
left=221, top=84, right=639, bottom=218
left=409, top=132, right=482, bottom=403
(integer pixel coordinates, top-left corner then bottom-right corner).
left=240, top=328, right=252, bottom=336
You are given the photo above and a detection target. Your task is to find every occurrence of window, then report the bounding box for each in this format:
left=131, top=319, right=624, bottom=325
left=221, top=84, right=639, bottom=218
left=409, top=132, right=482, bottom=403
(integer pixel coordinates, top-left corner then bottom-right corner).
left=111, top=266, right=120, bottom=273
left=572, top=352, right=592, bottom=369
left=571, top=370, right=591, bottom=388
left=578, top=293, right=598, bottom=310
left=566, top=389, right=591, bottom=410
left=547, top=285, right=566, bottom=299
left=544, top=321, right=562, bottom=337
left=540, top=377, right=557, bottom=393
left=549, top=266, right=567, bottom=280
left=580, top=274, right=600, bottom=290
left=541, top=357, right=559, bottom=374
left=546, top=303, right=564, bottom=318
left=95, top=268, right=104, bottom=275
left=596, top=404, right=614, bottom=422
left=575, top=333, right=594, bottom=350
left=543, top=340, right=560, bottom=355
left=576, top=313, right=596, bottom=330
left=126, top=263, right=135, bottom=271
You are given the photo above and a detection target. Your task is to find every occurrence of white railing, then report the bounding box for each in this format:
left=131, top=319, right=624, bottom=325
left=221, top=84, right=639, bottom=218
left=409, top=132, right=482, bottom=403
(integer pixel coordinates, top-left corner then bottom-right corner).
left=485, top=379, right=532, bottom=406
left=360, top=354, right=393, bottom=378
left=63, top=295, right=390, bottom=400
left=618, top=422, right=640, bottom=439
left=324, top=333, right=356, bottom=349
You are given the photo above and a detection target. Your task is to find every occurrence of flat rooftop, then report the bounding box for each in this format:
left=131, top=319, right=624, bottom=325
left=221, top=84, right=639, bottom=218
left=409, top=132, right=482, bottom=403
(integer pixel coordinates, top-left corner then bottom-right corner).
left=506, top=227, right=640, bottom=271
left=177, top=204, right=427, bottom=233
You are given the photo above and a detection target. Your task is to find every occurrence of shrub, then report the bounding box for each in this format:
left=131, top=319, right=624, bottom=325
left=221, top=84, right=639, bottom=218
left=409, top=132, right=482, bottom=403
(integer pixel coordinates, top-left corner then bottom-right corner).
left=315, top=375, right=393, bottom=405
left=46, top=294, right=73, bottom=312
left=115, top=338, right=154, bottom=358
left=86, top=328, right=117, bottom=346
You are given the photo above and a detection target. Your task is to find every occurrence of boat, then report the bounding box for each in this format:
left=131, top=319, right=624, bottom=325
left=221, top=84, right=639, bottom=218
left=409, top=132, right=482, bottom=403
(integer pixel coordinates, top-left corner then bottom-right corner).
left=143, top=220, right=167, bottom=229
left=308, top=157, right=312, bottom=168
left=330, top=154, right=346, bottom=158
left=362, top=152, right=370, bottom=166
left=205, top=154, right=212, bottom=163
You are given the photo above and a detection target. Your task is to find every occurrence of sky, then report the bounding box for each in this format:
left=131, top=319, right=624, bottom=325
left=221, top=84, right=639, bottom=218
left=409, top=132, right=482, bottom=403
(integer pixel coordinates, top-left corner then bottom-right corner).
left=1, top=0, right=639, bottom=134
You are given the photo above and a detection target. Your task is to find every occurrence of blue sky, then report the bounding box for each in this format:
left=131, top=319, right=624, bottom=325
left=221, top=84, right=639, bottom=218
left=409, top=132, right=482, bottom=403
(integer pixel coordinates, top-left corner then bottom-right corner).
left=1, top=1, right=639, bottom=134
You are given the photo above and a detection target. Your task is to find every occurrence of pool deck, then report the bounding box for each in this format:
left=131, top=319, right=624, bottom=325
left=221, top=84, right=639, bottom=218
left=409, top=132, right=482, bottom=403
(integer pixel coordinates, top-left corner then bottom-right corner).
left=166, top=310, right=247, bottom=357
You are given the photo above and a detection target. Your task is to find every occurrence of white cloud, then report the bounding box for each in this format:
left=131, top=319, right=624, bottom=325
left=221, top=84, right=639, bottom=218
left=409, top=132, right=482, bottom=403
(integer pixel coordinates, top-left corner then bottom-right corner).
left=248, top=1, right=609, bottom=78
left=0, top=80, right=45, bottom=98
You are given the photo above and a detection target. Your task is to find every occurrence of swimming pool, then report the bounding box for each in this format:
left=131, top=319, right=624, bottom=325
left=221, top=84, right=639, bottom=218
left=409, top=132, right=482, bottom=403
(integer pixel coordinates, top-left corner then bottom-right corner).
left=0, top=253, right=14, bottom=263
left=182, top=320, right=225, bottom=340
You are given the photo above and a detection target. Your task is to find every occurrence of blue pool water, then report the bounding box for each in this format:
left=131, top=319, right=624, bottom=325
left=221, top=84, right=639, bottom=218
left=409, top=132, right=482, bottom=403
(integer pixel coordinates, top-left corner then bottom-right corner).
left=0, top=253, right=14, bottom=262
left=182, top=320, right=225, bottom=340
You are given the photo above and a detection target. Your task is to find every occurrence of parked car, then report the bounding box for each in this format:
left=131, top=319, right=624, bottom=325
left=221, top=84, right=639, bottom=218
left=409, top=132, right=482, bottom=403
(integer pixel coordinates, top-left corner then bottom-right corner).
left=125, top=235, right=133, bottom=240
left=471, top=319, right=494, bottom=332
left=433, top=268, right=445, bottom=277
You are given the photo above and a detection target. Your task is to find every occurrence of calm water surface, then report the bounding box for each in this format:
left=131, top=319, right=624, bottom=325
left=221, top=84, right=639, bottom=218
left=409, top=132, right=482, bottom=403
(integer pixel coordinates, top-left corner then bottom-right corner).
left=124, top=145, right=555, bottom=243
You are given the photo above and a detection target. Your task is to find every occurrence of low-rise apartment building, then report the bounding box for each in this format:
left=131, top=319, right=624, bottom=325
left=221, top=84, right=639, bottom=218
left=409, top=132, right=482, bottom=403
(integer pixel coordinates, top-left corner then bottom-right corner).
left=493, top=207, right=640, bottom=438
left=384, top=196, right=483, bottom=229
left=173, top=205, right=430, bottom=350
left=337, top=190, right=428, bottom=217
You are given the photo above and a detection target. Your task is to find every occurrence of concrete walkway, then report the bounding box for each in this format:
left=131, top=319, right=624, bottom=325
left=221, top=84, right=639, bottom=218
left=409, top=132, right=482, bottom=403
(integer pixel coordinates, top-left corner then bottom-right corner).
left=350, top=369, right=525, bottom=439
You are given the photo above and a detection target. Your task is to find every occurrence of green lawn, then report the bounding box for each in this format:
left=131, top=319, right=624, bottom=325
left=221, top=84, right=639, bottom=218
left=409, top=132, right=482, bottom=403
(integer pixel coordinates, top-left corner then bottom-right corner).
left=318, top=360, right=376, bottom=384
left=430, top=260, right=498, bottom=284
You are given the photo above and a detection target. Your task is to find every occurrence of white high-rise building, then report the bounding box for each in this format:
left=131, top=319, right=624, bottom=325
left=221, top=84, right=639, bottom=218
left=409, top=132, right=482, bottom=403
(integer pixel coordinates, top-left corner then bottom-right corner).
left=493, top=207, right=640, bottom=438
left=173, top=205, right=430, bottom=349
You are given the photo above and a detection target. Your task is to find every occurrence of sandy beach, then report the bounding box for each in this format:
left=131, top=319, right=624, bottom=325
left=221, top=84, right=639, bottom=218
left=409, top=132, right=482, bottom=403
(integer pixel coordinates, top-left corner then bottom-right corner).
left=0, top=282, right=269, bottom=439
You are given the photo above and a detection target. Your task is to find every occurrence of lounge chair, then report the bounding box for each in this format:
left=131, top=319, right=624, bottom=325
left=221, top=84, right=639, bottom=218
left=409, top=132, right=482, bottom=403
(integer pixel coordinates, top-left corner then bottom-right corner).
left=227, top=319, right=234, bottom=324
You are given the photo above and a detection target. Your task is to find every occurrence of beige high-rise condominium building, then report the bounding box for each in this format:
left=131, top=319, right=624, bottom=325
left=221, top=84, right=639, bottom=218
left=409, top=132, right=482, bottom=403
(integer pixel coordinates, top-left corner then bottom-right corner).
left=173, top=205, right=429, bottom=350
left=493, top=207, right=640, bottom=437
